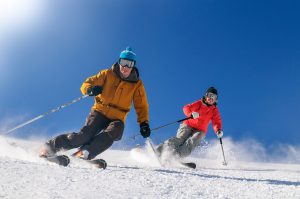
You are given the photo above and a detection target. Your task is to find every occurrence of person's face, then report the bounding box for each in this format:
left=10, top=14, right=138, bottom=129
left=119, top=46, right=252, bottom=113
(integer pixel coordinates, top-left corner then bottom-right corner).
left=120, top=65, right=133, bottom=78
left=205, top=92, right=217, bottom=105
left=119, top=59, right=134, bottom=78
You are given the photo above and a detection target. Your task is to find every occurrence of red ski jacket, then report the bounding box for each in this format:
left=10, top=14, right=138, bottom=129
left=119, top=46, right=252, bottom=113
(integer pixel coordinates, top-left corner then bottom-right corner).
left=183, top=98, right=222, bottom=134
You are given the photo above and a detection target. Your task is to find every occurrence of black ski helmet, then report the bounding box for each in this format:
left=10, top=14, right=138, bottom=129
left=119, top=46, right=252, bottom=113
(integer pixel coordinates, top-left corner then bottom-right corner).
left=206, top=86, right=218, bottom=96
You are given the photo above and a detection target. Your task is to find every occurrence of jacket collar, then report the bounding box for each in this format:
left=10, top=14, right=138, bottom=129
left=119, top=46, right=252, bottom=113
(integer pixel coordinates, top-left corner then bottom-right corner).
left=112, top=63, right=139, bottom=83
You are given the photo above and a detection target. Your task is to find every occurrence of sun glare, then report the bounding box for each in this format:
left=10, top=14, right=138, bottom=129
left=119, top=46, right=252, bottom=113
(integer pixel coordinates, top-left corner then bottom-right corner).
left=0, top=0, right=46, bottom=83
left=0, top=0, right=44, bottom=29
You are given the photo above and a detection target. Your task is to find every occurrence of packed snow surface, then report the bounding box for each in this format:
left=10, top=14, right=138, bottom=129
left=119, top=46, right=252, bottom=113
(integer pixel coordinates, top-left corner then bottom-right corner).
left=0, top=136, right=299, bottom=199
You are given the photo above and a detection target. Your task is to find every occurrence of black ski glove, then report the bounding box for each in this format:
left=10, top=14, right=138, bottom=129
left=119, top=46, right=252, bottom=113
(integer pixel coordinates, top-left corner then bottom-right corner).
left=140, top=122, right=151, bottom=138
left=87, top=86, right=103, bottom=96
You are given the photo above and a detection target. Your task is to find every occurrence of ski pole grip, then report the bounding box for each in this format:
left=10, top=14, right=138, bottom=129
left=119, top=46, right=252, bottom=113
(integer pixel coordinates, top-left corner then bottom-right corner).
left=177, top=116, right=193, bottom=123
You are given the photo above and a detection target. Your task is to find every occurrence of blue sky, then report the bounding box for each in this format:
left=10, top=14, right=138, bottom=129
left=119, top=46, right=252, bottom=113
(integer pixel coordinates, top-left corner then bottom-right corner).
left=0, top=0, right=299, bottom=149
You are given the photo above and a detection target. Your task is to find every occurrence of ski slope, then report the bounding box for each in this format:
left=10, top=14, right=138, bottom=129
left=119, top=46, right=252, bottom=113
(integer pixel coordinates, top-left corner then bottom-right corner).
left=0, top=136, right=299, bottom=199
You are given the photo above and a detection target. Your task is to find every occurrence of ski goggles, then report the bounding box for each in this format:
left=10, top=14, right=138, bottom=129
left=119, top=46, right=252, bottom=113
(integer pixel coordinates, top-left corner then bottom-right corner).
left=206, top=92, right=218, bottom=101
left=119, top=59, right=135, bottom=68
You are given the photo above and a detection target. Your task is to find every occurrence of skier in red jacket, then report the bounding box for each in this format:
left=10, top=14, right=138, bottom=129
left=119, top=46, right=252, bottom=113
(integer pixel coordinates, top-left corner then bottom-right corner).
left=156, top=87, right=224, bottom=159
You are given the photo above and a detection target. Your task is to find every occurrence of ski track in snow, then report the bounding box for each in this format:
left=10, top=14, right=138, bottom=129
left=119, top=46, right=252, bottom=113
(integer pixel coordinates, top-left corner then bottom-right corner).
left=0, top=137, right=299, bottom=199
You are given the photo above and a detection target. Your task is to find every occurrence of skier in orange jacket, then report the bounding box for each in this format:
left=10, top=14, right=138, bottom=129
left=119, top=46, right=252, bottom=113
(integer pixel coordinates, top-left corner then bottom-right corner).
left=40, top=47, right=151, bottom=160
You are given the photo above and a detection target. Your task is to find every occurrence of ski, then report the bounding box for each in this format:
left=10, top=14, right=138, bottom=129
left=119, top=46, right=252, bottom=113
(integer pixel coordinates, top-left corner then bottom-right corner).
left=85, top=159, right=107, bottom=169
left=71, top=150, right=107, bottom=169
left=43, top=155, right=70, bottom=167
left=146, top=138, right=196, bottom=169
left=181, top=162, right=196, bottom=169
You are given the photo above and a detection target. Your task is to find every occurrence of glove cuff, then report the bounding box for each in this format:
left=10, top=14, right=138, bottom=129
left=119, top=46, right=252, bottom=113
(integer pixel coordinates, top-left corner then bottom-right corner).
left=87, top=87, right=92, bottom=95
left=140, top=121, right=149, bottom=127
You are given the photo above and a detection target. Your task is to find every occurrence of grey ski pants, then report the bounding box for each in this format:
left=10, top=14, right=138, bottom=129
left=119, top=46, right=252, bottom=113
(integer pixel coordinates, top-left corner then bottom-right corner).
left=46, top=110, right=124, bottom=159
left=157, top=123, right=205, bottom=158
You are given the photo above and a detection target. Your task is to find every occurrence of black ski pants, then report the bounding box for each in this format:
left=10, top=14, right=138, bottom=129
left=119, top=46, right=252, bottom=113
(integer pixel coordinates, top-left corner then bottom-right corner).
left=47, top=110, right=124, bottom=159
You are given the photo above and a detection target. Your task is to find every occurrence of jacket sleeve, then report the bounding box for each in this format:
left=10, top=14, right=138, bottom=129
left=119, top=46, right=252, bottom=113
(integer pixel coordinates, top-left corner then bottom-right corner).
left=183, top=100, right=202, bottom=117
left=133, top=81, right=149, bottom=124
left=212, top=107, right=222, bottom=133
left=80, top=70, right=107, bottom=95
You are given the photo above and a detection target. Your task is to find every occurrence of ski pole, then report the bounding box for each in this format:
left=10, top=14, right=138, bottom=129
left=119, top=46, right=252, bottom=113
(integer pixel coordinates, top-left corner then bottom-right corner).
left=146, top=138, right=163, bottom=165
left=129, top=116, right=193, bottom=140
left=2, top=95, right=89, bottom=136
left=219, top=138, right=228, bottom=165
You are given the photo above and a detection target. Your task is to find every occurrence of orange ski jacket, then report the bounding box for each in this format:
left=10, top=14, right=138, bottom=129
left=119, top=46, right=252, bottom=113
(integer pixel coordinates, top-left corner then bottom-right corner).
left=81, top=64, right=149, bottom=124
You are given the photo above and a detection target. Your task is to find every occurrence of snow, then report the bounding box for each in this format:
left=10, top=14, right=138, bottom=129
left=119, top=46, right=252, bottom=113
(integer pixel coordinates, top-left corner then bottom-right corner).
left=0, top=136, right=299, bottom=199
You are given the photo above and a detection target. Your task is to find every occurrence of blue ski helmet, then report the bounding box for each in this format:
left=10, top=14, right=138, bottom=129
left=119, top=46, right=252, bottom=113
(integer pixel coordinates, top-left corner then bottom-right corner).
left=119, top=46, right=136, bottom=61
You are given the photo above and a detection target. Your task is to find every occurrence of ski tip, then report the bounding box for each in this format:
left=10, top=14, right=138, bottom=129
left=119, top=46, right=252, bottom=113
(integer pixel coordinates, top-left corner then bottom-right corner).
left=90, top=159, right=107, bottom=169
left=181, top=162, right=196, bottom=169
left=44, top=155, right=70, bottom=167
left=60, top=155, right=70, bottom=166
left=98, top=159, right=107, bottom=169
